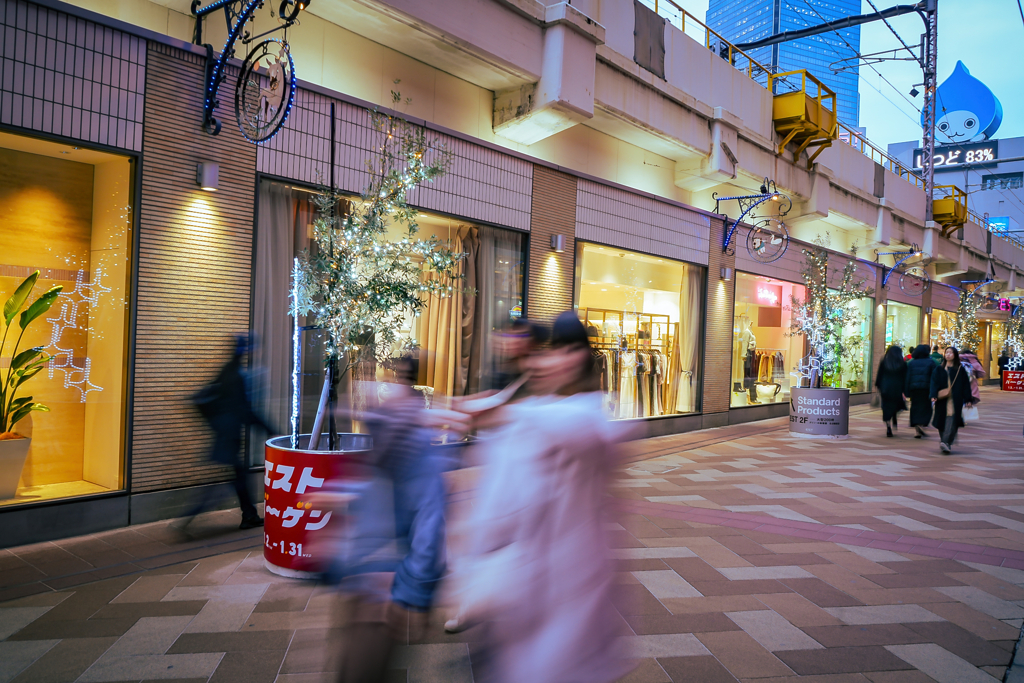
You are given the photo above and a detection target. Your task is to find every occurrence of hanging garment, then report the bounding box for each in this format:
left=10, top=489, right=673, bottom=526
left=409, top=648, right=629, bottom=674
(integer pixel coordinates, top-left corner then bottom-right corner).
left=651, top=351, right=664, bottom=416
left=617, top=352, right=637, bottom=419
left=772, top=351, right=786, bottom=383
left=636, top=352, right=649, bottom=418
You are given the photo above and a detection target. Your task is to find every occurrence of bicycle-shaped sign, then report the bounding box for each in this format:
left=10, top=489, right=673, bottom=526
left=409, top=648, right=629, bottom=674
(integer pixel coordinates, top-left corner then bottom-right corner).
left=191, top=0, right=309, bottom=143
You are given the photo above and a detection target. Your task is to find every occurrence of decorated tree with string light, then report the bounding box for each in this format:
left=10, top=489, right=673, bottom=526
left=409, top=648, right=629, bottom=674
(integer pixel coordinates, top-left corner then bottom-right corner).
left=292, top=87, right=465, bottom=446
left=790, top=238, right=873, bottom=389
left=942, top=290, right=982, bottom=351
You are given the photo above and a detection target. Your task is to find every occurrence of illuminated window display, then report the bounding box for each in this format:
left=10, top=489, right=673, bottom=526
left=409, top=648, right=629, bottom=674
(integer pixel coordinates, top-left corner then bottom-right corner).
left=837, top=297, right=873, bottom=391
left=252, top=182, right=525, bottom=462
left=731, top=273, right=806, bottom=407
left=575, top=243, right=704, bottom=417
left=886, top=302, right=922, bottom=350
left=0, top=133, right=132, bottom=506
left=931, top=309, right=957, bottom=345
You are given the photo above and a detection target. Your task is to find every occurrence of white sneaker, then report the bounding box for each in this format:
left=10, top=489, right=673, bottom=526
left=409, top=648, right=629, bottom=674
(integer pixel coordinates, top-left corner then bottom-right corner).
left=444, top=614, right=467, bottom=633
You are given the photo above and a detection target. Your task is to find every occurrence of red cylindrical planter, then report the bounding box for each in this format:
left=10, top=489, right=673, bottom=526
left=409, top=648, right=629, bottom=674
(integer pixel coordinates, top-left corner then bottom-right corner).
left=263, top=433, right=372, bottom=578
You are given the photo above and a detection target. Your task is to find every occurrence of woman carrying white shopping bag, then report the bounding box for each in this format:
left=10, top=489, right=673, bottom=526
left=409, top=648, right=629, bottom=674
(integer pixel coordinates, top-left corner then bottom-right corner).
left=930, top=346, right=976, bottom=455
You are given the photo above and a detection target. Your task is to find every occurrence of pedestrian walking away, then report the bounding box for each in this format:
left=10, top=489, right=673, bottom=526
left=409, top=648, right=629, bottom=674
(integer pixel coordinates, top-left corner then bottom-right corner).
left=904, top=344, right=936, bottom=438
left=930, top=346, right=975, bottom=454
left=930, top=345, right=944, bottom=365
left=998, top=348, right=1010, bottom=387
left=187, top=334, right=276, bottom=531
left=875, top=345, right=907, bottom=437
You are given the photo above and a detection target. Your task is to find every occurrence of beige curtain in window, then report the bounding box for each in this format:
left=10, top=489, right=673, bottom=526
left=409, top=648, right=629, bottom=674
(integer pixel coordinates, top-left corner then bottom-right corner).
left=418, top=228, right=468, bottom=398
left=668, top=265, right=703, bottom=414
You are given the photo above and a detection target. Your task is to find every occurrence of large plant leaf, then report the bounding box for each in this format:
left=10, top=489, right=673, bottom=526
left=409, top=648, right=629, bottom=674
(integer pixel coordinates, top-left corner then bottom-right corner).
left=9, top=402, right=49, bottom=429
left=19, top=285, right=62, bottom=330
left=10, top=346, right=44, bottom=371
left=8, top=396, right=32, bottom=413
left=3, top=272, right=38, bottom=325
left=12, top=366, right=44, bottom=389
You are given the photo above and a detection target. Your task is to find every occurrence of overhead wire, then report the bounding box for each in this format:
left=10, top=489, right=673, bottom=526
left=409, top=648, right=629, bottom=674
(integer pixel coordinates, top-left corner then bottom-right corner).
left=864, top=0, right=919, bottom=59
left=780, top=0, right=1024, bottom=248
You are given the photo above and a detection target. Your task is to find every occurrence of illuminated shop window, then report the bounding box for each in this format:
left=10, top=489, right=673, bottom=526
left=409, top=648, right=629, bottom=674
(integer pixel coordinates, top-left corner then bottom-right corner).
left=0, top=132, right=132, bottom=506
left=730, top=273, right=806, bottom=407
left=575, top=243, right=705, bottom=418
left=885, top=301, right=922, bottom=351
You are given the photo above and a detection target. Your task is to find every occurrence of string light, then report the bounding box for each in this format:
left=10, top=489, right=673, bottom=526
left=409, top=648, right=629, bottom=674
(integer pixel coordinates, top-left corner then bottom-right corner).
left=291, top=98, right=467, bottom=378
left=790, top=242, right=873, bottom=389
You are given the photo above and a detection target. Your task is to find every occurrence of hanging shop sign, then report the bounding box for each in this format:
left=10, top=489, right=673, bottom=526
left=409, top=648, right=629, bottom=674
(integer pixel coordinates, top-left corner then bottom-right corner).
left=789, top=387, right=850, bottom=439
left=1003, top=371, right=1024, bottom=392
left=191, top=0, right=308, bottom=142
left=714, top=178, right=792, bottom=263
left=877, top=244, right=930, bottom=297
left=263, top=433, right=371, bottom=577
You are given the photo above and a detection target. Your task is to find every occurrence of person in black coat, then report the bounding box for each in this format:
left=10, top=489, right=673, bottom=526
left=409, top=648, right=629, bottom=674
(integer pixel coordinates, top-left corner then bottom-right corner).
left=187, top=335, right=275, bottom=531
left=875, top=345, right=907, bottom=437
left=904, top=344, right=936, bottom=438
left=930, top=346, right=975, bottom=454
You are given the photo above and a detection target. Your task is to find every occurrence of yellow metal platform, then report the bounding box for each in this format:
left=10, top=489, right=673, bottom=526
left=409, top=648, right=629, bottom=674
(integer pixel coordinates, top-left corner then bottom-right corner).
left=769, top=70, right=838, bottom=169
left=933, top=185, right=967, bottom=237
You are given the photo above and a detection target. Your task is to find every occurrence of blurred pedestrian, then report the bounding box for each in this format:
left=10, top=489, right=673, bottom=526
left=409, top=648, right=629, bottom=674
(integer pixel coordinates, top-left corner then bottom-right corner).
left=930, top=345, right=943, bottom=364
left=454, top=311, right=630, bottom=683
left=959, top=347, right=987, bottom=403
left=930, top=346, right=974, bottom=454
left=904, top=344, right=935, bottom=438
left=187, top=334, right=274, bottom=531
left=875, top=345, right=907, bottom=437
left=488, top=317, right=548, bottom=394
left=998, top=348, right=1010, bottom=387
left=331, top=354, right=467, bottom=681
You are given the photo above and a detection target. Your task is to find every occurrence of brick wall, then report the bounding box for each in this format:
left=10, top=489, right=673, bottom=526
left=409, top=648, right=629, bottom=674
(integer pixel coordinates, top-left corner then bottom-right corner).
left=702, top=218, right=734, bottom=414
left=130, top=43, right=257, bottom=491
left=527, top=165, right=577, bottom=323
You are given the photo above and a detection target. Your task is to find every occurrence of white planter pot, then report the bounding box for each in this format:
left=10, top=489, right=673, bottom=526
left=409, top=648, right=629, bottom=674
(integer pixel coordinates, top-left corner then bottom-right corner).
left=0, top=437, right=31, bottom=500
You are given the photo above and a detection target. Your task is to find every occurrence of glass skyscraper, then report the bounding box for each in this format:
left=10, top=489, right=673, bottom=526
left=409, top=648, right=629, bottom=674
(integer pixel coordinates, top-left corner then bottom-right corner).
left=706, top=0, right=861, bottom=126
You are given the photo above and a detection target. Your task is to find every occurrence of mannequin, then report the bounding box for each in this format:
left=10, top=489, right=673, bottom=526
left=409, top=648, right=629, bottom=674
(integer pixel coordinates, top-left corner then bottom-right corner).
left=736, top=317, right=758, bottom=403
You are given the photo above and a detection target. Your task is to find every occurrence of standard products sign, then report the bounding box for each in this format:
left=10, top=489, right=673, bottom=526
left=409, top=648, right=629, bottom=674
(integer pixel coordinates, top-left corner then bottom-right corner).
left=790, top=387, right=850, bottom=439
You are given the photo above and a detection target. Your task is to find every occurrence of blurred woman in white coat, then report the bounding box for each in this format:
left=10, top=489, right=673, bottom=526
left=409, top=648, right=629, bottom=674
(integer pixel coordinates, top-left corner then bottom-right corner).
left=456, top=311, right=630, bottom=683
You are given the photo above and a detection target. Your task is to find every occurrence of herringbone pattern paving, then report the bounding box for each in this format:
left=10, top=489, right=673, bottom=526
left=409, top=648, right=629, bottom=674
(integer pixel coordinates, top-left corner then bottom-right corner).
left=0, top=386, right=1021, bottom=682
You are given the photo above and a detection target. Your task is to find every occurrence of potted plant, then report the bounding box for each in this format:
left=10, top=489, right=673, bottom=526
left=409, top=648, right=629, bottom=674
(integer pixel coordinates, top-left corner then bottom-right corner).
left=0, top=271, right=62, bottom=499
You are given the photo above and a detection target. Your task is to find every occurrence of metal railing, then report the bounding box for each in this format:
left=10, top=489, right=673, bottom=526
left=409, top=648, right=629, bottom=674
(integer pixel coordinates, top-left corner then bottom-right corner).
left=638, top=0, right=774, bottom=86
left=836, top=122, right=924, bottom=190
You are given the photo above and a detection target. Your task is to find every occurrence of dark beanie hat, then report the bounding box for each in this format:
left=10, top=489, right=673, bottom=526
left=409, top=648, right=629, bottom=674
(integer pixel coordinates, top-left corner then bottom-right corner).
left=550, top=311, right=590, bottom=348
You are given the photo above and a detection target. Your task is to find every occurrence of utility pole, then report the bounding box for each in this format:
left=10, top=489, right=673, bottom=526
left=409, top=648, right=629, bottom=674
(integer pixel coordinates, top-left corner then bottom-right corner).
left=734, top=1, right=940, bottom=218
left=921, top=0, right=938, bottom=223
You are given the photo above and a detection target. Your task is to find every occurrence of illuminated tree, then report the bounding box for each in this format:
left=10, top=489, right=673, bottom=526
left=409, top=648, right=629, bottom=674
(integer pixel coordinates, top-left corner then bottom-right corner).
left=790, top=238, right=873, bottom=388
left=943, top=290, right=982, bottom=351
left=292, top=88, right=465, bottom=445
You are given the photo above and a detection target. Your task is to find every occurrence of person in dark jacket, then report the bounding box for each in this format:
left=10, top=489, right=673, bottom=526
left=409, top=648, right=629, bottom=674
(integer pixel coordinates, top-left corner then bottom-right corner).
left=930, top=345, right=944, bottom=365
left=930, top=346, right=975, bottom=454
left=904, top=344, right=936, bottom=438
left=998, top=349, right=1010, bottom=387
left=875, top=345, right=907, bottom=437
left=186, top=335, right=275, bottom=531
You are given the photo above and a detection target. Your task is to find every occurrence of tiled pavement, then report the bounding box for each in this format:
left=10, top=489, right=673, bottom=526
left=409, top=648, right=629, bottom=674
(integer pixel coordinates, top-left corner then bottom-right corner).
left=1, top=385, right=1022, bottom=682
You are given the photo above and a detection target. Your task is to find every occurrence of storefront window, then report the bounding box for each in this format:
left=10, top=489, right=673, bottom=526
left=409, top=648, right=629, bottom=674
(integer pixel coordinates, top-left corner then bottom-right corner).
left=252, top=181, right=525, bottom=460
left=575, top=242, right=704, bottom=418
left=731, top=273, right=805, bottom=407
left=837, top=297, right=873, bottom=392
left=886, top=301, right=922, bottom=350
left=931, top=310, right=956, bottom=346
left=0, top=132, right=132, bottom=506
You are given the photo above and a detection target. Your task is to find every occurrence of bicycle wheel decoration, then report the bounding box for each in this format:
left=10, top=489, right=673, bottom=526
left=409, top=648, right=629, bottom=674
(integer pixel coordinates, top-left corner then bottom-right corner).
left=235, top=38, right=296, bottom=143
left=898, top=266, right=931, bottom=296
left=746, top=218, right=790, bottom=264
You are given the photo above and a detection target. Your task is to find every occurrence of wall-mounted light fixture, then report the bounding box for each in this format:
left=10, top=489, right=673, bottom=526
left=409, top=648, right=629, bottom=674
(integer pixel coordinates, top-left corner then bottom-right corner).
left=925, top=307, right=933, bottom=314
left=196, top=162, right=219, bottom=191
left=720, top=267, right=733, bottom=281
left=550, top=235, right=566, bottom=252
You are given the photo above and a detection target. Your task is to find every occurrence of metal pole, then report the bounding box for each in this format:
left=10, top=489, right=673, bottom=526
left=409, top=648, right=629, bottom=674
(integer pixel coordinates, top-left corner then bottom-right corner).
left=921, top=0, right=938, bottom=223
